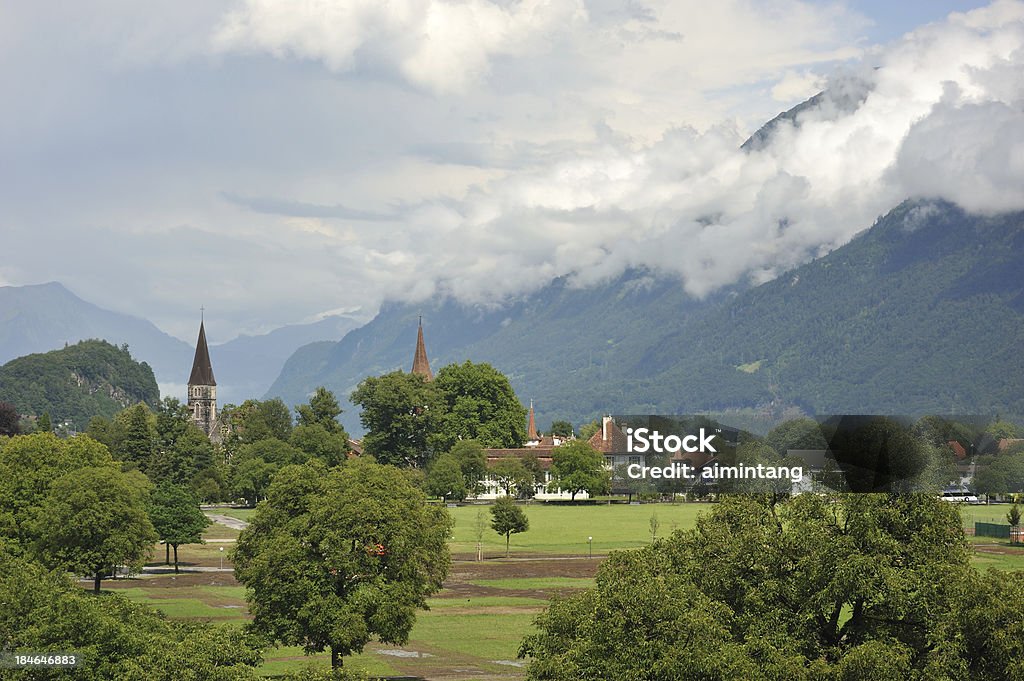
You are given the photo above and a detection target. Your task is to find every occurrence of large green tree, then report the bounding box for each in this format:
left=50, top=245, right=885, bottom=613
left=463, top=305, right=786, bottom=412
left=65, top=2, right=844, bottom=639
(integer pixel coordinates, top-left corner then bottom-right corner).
left=424, top=452, right=467, bottom=502
left=32, top=466, right=157, bottom=593
left=521, top=494, right=1024, bottom=680
left=433, top=361, right=527, bottom=450
left=232, top=458, right=452, bottom=669
left=351, top=371, right=446, bottom=468
left=148, top=481, right=211, bottom=573
left=547, top=440, right=610, bottom=501
left=0, top=433, right=115, bottom=545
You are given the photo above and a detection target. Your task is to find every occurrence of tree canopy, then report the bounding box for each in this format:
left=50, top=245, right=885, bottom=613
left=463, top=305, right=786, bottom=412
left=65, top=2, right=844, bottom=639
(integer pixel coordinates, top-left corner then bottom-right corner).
left=32, top=465, right=157, bottom=593
left=0, top=546, right=263, bottom=680
left=350, top=371, right=445, bottom=468
left=232, top=458, right=452, bottom=669
left=521, top=493, right=1024, bottom=680
left=148, top=481, right=210, bottom=573
left=433, top=361, right=527, bottom=450
left=547, top=440, right=610, bottom=501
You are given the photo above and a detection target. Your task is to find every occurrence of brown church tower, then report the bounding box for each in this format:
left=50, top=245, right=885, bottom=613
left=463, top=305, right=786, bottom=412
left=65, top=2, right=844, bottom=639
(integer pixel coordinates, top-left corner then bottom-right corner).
left=187, top=319, right=217, bottom=436
left=411, top=317, right=433, bottom=380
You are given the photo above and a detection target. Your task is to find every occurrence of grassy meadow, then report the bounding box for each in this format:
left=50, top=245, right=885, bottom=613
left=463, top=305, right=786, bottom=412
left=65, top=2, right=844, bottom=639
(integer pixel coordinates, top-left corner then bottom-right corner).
left=94, top=500, right=1024, bottom=678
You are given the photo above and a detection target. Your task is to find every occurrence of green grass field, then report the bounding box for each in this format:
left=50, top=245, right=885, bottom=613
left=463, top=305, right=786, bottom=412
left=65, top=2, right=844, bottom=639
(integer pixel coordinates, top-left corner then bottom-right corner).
left=100, top=500, right=1024, bottom=679
left=448, top=502, right=711, bottom=556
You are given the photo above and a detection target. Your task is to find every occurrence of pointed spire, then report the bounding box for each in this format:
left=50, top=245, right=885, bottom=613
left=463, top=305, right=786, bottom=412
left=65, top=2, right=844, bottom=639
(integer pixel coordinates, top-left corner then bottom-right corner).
left=528, top=400, right=538, bottom=440
left=188, top=320, right=216, bottom=386
left=411, top=317, right=433, bottom=380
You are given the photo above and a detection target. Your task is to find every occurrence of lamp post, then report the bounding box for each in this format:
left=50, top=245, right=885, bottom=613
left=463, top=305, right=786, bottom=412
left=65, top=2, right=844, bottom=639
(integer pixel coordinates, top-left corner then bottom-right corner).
left=587, top=536, right=593, bottom=559
left=219, top=547, right=224, bottom=570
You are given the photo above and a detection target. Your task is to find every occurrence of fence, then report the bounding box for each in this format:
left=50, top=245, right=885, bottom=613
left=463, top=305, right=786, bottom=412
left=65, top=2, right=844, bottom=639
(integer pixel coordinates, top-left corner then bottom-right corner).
left=976, top=522, right=1011, bottom=539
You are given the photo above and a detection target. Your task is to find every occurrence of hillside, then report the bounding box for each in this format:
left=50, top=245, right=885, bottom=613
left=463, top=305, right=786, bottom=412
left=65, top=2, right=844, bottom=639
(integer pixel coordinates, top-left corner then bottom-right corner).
left=0, top=340, right=160, bottom=428
left=0, top=282, right=192, bottom=382
left=269, top=200, right=1024, bottom=433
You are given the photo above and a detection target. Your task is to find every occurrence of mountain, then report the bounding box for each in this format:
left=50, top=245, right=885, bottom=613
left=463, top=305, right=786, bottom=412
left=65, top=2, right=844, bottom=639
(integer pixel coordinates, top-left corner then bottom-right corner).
left=266, top=274, right=734, bottom=434
left=0, top=339, right=160, bottom=428
left=0, top=282, right=193, bottom=382
left=210, top=315, right=362, bottom=405
left=0, top=282, right=361, bottom=406
left=268, top=200, right=1024, bottom=434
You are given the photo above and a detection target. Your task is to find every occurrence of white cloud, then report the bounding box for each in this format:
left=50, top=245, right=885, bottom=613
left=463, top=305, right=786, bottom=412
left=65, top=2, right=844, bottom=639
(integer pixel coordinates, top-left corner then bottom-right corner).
left=2, top=0, right=1017, bottom=342
left=212, top=0, right=588, bottom=95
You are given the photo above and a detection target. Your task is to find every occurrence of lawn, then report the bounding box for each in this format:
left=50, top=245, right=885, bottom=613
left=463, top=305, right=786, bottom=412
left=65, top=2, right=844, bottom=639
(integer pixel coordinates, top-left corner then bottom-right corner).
left=448, top=502, right=712, bottom=556
left=100, top=500, right=1024, bottom=679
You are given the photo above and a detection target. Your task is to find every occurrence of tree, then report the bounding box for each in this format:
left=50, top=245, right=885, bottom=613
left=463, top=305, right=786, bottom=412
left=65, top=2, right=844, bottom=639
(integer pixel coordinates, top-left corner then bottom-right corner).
left=35, top=412, right=53, bottom=433
left=520, top=494, right=1024, bottom=680
left=290, top=423, right=351, bottom=467
left=547, top=440, right=610, bottom=501
left=1009, top=504, right=1022, bottom=545
left=474, top=508, right=487, bottom=561
left=0, top=433, right=115, bottom=545
left=578, top=420, right=600, bottom=441
left=230, top=456, right=278, bottom=506
left=764, top=417, right=827, bottom=456
left=296, top=386, right=347, bottom=434
left=33, top=466, right=157, bottom=593
left=490, top=457, right=535, bottom=498
left=449, top=439, right=488, bottom=496
left=490, top=496, right=529, bottom=557
left=549, top=420, right=574, bottom=438
left=649, top=512, right=660, bottom=542
left=148, top=482, right=211, bottom=573
left=114, top=402, right=157, bottom=468
left=232, top=458, right=452, bottom=669
left=0, top=401, right=19, bottom=436
left=222, top=398, right=294, bottom=449
left=0, top=546, right=263, bottom=680
left=425, top=452, right=467, bottom=502
left=351, top=371, right=445, bottom=468
left=433, top=361, right=527, bottom=450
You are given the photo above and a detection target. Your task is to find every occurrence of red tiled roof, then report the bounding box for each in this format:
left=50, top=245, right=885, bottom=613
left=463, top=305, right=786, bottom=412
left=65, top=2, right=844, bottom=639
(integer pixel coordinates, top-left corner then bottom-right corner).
left=948, top=440, right=967, bottom=460
left=588, top=418, right=629, bottom=453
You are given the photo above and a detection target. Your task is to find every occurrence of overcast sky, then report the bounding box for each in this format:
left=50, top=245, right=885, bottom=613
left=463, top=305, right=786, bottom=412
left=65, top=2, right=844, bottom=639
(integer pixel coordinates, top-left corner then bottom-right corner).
left=2, top=0, right=1019, bottom=342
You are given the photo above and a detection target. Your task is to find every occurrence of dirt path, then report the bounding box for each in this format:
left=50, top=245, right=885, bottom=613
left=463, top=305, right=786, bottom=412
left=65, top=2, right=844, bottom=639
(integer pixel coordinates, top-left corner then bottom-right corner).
left=205, top=512, right=249, bottom=531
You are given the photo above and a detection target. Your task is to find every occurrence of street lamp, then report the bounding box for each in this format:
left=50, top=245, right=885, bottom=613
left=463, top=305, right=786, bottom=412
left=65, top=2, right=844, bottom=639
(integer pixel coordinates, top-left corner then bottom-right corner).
left=587, top=536, right=593, bottom=559
left=219, top=547, right=224, bottom=570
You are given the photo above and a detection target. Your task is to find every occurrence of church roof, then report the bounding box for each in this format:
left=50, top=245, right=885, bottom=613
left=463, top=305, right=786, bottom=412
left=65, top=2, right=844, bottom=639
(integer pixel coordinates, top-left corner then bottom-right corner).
left=527, top=401, right=539, bottom=440
left=411, top=319, right=433, bottom=380
left=188, top=321, right=216, bottom=386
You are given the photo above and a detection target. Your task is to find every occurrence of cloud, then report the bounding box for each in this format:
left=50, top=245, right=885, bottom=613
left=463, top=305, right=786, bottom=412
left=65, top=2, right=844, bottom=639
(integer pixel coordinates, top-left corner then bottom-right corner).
left=212, top=0, right=588, bottom=95
left=3, top=0, right=1017, bottom=342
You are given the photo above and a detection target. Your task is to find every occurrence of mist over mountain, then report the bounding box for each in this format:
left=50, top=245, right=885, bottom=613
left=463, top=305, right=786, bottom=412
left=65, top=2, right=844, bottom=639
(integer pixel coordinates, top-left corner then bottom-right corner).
left=268, top=199, right=1024, bottom=434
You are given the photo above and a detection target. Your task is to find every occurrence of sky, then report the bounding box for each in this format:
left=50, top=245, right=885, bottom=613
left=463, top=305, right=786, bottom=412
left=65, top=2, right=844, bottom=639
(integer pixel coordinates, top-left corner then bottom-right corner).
left=1, top=0, right=1019, bottom=343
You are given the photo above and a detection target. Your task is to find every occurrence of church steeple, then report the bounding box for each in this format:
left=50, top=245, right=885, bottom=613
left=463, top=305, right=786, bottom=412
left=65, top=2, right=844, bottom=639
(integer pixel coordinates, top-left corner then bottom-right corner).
left=188, top=320, right=216, bottom=386
left=411, top=317, right=433, bottom=380
left=187, top=317, right=218, bottom=436
left=527, top=400, right=539, bottom=441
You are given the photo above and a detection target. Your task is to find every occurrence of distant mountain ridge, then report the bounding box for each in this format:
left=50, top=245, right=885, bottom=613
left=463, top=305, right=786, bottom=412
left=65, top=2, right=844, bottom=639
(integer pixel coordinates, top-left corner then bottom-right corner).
left=0, top=282, right=361, bottom=405
left=267, top=200, right=1024, bottom=434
